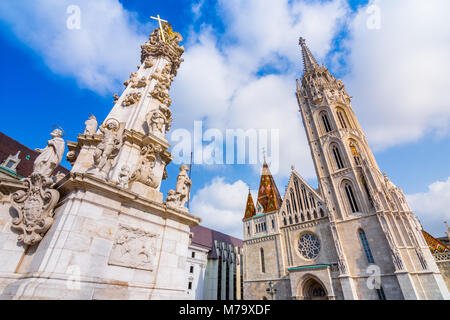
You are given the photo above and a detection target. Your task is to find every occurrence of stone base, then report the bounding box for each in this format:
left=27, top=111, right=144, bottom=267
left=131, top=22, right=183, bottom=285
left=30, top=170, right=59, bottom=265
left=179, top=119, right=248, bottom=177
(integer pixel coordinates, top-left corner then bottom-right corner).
left=129, top=181, right=163, bottom=202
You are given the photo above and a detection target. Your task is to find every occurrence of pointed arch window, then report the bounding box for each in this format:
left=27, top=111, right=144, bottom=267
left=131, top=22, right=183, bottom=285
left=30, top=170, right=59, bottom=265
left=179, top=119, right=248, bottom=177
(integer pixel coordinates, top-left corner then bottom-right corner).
left=290, top=189, right=298, bottom=213
left=294, top=179, right=303, bottom=211
left=260, top=248, right=265, bottom=273
left=359, top=229, right=375, bottom=263
left=350, top=143, right=361, bottom=166
left=321, top=112, right=332, bottom=133
left=319, top=208, right=325, bottom=217
left=336, top=109, right=349, bottom=129
left=344, top=182, right=359, bottom=213
left=313, top=210, right=317, bottom=219
left=307, top=212, right=311, bottom=220
left=301, top=213, right=305, bottom=222
left=309, top=193, right=316, bottom=208
left=286, top=199, right=292, bottom=215
left=332, top=145, right=345, bottom=170
left=361, top=175, right=374, bottom=208
left=289, top=216, right=293, bottom=224
left=294, top=215, right=299, bottom=223
left=301, top=185, right=309, bottom=210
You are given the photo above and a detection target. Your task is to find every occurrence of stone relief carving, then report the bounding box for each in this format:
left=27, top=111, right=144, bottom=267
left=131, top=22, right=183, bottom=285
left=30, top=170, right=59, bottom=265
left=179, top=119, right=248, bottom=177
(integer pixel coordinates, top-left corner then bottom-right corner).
left=117, top=165, right=131, bottom=189
left=130, top=143, right=163, bottom=189
left=123, top=72, right=138, bottom=87
left=83, top=114, right=98, bottom=135
left=122, top=92, right=142, bottom=107
left=87, top=119, right=124, bottom=179
left=11, top=173, right=60, bottom=245
left=108, top=224, right=158, bottom=271
left=166, top=164, right=191, bottom=209
left=10, top=128, right=65, bottom=245
left=145, top=106, right=172, bottom=135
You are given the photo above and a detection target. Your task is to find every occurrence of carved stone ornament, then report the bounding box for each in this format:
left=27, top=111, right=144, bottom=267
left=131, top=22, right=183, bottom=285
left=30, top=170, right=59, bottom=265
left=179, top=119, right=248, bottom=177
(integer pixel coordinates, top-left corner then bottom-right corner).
left=130, top=143, right=163, bottom=188
left=33, top=128, right=66, bottom=178
left=113, top=93, right=119, bottom=104
left=87, top=119, right=124, bottom=179
left=83, top=114, right=98, bottom=135
left=166, top=164, right=191, bottom=209
left=108, top=224, right=158, bottom=271
left=10, top=173, right=60, bottom=245
left=117, top=165, right=131, bottom=189
left=140, top=22, right=184, bottom=75
left=122, top=92, right=142, bottom=107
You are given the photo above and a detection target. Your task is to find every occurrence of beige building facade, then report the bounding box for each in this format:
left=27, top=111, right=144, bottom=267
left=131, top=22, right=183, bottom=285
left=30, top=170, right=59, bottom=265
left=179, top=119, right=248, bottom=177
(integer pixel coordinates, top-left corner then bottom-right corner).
left=242, top=38, right=449, bottom=300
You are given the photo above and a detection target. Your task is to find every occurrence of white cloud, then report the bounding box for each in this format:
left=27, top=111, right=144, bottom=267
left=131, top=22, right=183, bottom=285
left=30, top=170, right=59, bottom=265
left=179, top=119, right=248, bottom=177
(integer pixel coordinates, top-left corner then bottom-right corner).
left=171, top=0, right=350, bottom=178
left=190, top=177, right=252, bottom=238
left=407, top=177, right=450, bottom=237
left=0, top=0, right=147, bottom=94
left=341, top=0, right=450, bottom=150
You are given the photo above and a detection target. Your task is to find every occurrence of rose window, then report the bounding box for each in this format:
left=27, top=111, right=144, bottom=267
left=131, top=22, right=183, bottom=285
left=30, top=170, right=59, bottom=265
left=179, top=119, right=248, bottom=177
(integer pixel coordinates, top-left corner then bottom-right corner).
left=298, top=233, right=320, bottom=259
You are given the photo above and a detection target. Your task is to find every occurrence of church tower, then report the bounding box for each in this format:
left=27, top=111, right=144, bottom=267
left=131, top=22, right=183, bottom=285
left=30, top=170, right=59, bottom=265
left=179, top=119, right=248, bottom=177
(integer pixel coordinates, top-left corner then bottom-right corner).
left=296, top=38, right=449, bottom=299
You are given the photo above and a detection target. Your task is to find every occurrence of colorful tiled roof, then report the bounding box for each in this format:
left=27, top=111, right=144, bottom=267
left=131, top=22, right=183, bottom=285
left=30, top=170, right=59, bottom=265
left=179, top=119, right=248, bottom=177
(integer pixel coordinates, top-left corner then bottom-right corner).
left=422, top=230, right=449, bottom=254
left=243, top=191, right=256, bottom=220
left=257, top=162, right=282, bottom=213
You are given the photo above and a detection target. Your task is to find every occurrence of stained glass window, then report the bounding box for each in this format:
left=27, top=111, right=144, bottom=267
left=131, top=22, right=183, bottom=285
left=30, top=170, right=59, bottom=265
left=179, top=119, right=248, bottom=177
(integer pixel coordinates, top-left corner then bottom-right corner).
left=298, top=233, right=321, bottom=259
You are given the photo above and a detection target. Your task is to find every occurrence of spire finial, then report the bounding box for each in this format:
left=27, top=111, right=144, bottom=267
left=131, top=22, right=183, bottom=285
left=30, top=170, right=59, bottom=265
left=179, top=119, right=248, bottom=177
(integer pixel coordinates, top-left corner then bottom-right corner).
left=298, top=36, right=319, bottom=73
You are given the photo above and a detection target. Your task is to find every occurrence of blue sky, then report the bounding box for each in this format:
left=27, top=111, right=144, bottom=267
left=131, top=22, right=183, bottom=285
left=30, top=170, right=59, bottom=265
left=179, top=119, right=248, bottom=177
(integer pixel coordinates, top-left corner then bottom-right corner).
left=0, top=0, right=449, bottom=238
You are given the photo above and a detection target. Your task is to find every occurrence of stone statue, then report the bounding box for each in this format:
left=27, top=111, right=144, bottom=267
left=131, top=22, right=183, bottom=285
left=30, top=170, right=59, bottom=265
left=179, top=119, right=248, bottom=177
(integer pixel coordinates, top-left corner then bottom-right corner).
left=83, top=114, right=98, bottom=135
left=33, top=128, right=66, bottom=178
left=166, top=164, right=191, bottom=209
left=10, top=127, right=65, bottom=245
left=88, top=120, right=124, bottom=179
left=146, top=109, right=167, bottom=135
left=117, top=165, right=131, bottom=189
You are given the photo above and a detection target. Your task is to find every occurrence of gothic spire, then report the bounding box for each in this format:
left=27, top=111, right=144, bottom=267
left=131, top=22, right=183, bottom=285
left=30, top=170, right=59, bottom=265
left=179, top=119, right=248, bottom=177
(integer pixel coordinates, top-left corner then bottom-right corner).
left=257, top=162, right=282, bottom=214
left=299, top=37, right=319, bottom=73
left=243, top=189, right=256, bottom=220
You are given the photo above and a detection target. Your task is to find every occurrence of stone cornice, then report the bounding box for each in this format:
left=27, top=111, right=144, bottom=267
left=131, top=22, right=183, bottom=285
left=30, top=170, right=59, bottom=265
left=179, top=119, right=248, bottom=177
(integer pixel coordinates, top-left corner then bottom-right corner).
left=56, top=172, right=201, bottom=227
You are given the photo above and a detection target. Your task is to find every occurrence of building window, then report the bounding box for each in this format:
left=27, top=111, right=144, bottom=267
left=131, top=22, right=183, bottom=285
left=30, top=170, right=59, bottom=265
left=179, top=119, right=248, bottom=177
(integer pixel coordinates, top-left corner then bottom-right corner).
left=301, top=213, right=305, bottom=222
left=289, top=216, right=293, bottom=224
left=302, top=185, right=309, bottom=210
left=271, top=219, right=275, bottom=229
left=260, top=248, right=265, bottom=273
left=226, top=261, right=230, bottom=300
left=247, top=225, right=250, bottom=235
left=332, top=145, right=345, bottom=170
left=344, top=183, right=359, bottom=213
left=313, top=210, right=317, bottom=219
left=290, top=189, right=298, bottom=213
left=376, top=287, right=386, bottom=300
left=190, top=266, right=194, bottom=274
left=321, top=112, right=332, bottom=133
left=294, top=179, right=303, bottom=210
left=217, top=255, right=222, bottom=300
left=337, top=110, right=348, bottom=129
left=350, top=143, right=361, bottom=165
left=294, top=215, right=299, bottom=223
left=320, top=208, right=325, bottom=217
left=283, top=217, right=287, bottom=226
left=191, top=252, right=195, bottom=258
left=298, top=233, right=321, bottom=260
left=286, top=199, right=292, bottom=215
left=188, top=281, right=192, bottom=290
left=307, top=212, right=311, bottom=220
left=5, top=160, right=15, bottom=168
left=359, top=229, right=375, bottom=263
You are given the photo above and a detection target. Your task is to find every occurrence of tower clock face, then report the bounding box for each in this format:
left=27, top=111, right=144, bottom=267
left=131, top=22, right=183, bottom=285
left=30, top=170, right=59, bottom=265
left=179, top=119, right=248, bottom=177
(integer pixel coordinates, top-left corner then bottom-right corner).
left=298, top=233, right=321, bottom=259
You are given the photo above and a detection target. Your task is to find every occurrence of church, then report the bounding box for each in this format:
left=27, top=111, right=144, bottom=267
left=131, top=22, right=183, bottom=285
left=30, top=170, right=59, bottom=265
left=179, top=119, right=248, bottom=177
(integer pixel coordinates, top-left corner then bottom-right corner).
left=242, top=38, right=449, bottom=300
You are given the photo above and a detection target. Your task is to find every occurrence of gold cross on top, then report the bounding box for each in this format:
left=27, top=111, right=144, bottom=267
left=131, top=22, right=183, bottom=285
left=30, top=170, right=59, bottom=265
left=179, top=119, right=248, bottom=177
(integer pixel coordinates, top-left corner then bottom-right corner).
left=150, top=14, right=168, bottom=42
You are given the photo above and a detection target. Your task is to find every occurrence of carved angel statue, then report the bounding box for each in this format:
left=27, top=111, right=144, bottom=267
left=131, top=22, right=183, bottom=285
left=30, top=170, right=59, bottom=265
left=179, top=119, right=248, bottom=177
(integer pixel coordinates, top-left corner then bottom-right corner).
left=88, top=120, right=124, bottom=179
left=33, top=128, right=66, bottom=178
left=83, top=114, right=98, bottom=135
left=166, top=165, right=191, bottom=209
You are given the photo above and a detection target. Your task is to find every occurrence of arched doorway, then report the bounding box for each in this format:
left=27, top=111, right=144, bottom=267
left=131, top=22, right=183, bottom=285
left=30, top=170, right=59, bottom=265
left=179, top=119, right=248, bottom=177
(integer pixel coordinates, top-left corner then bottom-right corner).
left=302, top=278, right=328, bottom=300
